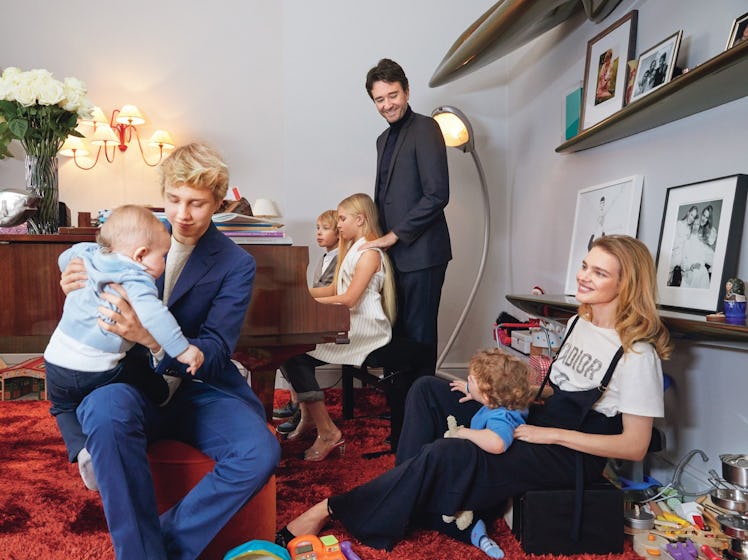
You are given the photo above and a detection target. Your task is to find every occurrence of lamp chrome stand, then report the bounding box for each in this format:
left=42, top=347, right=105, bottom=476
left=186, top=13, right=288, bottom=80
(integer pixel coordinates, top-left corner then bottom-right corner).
left=431, top=106, right=491, bottom=373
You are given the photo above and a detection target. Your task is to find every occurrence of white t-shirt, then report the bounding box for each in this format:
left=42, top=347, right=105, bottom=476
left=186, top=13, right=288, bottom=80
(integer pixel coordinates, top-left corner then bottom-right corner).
left=550, top=316, right=664, bottom=418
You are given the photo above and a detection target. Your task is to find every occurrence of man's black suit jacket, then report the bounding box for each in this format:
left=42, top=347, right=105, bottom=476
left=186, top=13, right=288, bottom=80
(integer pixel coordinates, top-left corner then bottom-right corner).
left=374, top=109, right=452, bottom=273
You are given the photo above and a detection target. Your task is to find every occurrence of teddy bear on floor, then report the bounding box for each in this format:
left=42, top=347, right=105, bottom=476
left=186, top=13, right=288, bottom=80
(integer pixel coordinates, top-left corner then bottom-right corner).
left=441, top=415, right=474, bottom=531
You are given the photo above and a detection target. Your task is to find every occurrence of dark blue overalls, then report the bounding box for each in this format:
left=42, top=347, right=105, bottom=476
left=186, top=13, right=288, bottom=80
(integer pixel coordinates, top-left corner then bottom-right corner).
left=328, top=317, right=624, bottom=550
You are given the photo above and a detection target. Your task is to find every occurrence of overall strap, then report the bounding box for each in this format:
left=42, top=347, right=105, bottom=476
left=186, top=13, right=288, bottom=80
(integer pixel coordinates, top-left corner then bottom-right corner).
left=570, top=342, right=624, bottom=542
left=598, top=346, right=624, bottom=393
left=533, top=315, right=580, bottom=401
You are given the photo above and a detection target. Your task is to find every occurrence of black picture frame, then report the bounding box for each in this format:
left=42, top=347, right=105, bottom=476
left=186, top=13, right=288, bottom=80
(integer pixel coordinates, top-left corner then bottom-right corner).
left=655, top=174, right=748, bottom=313
left=629, top=30, right=682, bottom=104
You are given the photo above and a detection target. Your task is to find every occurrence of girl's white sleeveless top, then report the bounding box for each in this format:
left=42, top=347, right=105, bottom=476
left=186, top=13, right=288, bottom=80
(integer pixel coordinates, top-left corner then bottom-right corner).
left=308, top=237, right=392, bottom=367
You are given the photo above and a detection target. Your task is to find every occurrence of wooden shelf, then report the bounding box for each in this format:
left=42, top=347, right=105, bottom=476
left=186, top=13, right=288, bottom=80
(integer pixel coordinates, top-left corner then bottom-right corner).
left=505, top=294, right=748, bottom=343
left=556, top=40, right=748, bottom=153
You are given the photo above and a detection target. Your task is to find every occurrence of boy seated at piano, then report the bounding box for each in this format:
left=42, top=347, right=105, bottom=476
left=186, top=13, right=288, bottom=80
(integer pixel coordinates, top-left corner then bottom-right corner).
left=275, top=209, right=339, bottom=436
left=279, top=193, right=396, bottom=462
left=44, top=204, right=204, bottom=490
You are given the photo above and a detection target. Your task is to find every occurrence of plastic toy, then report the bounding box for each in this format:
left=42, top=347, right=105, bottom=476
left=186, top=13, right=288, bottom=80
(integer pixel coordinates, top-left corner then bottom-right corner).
left=287, top=534, right=345, bottom=560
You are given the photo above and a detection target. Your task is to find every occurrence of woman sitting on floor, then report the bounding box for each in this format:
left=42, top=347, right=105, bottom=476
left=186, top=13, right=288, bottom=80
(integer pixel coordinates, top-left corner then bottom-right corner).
left=278, top=235, right=671, bottom=557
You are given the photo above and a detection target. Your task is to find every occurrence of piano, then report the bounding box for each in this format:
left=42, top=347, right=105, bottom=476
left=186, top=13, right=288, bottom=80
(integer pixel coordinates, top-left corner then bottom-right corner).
left=0, top=233, right=350, bottom=419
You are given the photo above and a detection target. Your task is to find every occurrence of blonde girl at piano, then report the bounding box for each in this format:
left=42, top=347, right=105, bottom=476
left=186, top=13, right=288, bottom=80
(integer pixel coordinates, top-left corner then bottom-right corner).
left=275, top=209, right=340, bottom=436
left=280, top=192, right=396, bottom=462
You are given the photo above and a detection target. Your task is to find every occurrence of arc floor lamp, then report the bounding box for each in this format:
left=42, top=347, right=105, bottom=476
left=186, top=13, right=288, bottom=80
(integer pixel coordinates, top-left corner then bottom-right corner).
left=431, top=106, right=491, bottom=372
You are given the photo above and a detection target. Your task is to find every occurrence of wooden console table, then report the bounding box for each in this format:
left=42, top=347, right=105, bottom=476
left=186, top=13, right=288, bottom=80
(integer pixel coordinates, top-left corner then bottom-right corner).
left=506, top=294, right=748, bottom=344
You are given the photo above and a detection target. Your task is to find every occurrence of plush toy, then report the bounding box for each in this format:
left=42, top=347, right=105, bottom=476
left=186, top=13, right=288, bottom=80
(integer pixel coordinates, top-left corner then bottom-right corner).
left=442, top=415, right=474, bottom=531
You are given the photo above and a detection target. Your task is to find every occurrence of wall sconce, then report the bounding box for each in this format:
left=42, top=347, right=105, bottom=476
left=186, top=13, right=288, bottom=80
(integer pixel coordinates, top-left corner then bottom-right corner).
left=431, top=106, right=491, bottom=372
left=60, top=105, right=175, bottom=170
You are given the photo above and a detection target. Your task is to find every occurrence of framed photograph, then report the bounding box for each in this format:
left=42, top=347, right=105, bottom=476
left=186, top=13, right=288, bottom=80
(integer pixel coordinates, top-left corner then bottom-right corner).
left=655, top=175, right=748, bottom=313
left=565, top=175, right=644, bottom=295
left=726, top=10, right=748, bottom=50
left=580, top=10, right=638, bottom=131
left=629, top=30, right=682, bottom=103
left=624, top=58, right=639, bottom=105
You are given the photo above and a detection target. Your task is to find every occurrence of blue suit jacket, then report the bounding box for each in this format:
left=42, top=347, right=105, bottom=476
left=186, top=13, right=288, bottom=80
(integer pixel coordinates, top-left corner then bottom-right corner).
left=374, top=109, right=452, bottom=273
left=146, top=223, right=262, bottom=415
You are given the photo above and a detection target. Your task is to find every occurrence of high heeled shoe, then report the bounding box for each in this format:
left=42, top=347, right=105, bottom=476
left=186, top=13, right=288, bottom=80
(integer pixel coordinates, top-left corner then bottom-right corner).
left=304, top=436, right=345, bottom=462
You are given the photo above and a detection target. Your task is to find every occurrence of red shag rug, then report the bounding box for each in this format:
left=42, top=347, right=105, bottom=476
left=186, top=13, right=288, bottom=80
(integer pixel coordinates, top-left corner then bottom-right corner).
left=0, top=389, right=642, bottom=560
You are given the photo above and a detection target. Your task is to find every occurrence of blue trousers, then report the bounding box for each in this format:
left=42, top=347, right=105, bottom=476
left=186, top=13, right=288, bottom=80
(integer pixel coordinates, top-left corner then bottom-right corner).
left=46, top=359, right=169, bottom=462
left=77, top=379, right=280, bottom=560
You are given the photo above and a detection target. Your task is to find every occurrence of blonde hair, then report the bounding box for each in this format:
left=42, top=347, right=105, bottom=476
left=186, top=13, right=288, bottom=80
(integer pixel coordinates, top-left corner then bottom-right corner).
left=317, top=209, right=338, bottom=230
left=158, top=142, right=229, bottom=201
left=581, top=235, right=672, bottom=359
left=97, top=205, right=167, bottom=255
left=334, top=193, right=397, bottom=325
left=470, top=348, right=534, bottom=410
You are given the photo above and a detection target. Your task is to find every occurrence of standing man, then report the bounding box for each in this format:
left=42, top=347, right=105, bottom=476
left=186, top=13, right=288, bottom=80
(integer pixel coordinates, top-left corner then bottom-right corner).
left=362, top=58, right=452, bottom=450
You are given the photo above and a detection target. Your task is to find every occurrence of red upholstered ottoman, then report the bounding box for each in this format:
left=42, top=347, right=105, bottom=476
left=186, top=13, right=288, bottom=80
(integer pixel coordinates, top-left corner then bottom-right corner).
left=147, top=439, right=276, bottom=560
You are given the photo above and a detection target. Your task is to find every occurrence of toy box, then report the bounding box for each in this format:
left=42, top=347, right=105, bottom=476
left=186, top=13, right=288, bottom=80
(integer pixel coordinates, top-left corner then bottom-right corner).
left=511, top=330, right=532, bottom=354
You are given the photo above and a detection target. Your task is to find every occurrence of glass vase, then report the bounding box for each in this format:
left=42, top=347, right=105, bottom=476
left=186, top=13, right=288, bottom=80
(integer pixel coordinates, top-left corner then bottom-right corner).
left=24, top=154, right=59, bottom=234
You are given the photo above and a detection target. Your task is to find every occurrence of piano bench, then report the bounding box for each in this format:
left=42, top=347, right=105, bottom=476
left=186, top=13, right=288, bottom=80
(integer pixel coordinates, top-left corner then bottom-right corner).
left=148, top=438, right=276, bottom=559
left=341, top=337, right=431, bottom=420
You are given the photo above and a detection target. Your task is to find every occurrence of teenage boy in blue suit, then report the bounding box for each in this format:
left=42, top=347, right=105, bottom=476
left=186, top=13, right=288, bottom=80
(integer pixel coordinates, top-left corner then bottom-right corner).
left=60, top=142, right=280, bottom=559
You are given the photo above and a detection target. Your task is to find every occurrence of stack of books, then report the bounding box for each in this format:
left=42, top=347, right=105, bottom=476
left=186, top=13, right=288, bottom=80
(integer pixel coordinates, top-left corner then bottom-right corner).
left=212, top=213, right=292, bottom=245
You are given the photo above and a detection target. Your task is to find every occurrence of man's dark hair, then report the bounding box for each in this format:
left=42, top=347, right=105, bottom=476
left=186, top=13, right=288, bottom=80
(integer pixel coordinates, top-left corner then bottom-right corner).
left=366, top=58, right=409, bottom=99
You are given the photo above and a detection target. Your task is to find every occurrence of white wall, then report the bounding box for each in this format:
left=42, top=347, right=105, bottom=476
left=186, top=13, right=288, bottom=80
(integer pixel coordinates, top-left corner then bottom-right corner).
left=2, top=0, right=747, bottom=484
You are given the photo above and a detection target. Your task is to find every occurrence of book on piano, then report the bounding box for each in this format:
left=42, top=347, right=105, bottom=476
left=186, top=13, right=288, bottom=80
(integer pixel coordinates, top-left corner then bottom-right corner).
left=212, top=213, right=283, bottom=228
left=226, top=234, right=293, bottom=245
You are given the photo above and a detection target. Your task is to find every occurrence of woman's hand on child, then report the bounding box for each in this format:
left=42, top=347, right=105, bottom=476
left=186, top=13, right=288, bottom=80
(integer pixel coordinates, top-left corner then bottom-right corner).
left=514, top=424, right=558, bottom=445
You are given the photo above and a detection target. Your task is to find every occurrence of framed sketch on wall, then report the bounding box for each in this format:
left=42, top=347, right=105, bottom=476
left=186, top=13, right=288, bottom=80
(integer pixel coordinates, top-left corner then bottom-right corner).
left=565, top=175, right=644, bottom=295
left=655, top=175, right=748, bottom=312
left=580, top=10, right=638, bottom=131
left=629, top=30, right=682, bottom=103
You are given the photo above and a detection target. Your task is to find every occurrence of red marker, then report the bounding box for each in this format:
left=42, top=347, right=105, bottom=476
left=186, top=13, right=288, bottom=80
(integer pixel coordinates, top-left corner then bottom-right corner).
left=232, top=187, right=240, bottom=201
left=700, top=544, right=721, bottom=560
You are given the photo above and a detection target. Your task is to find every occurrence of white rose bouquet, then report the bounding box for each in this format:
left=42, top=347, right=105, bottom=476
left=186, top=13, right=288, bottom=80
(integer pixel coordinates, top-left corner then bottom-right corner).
left=0, top=67, right=94, bottom=159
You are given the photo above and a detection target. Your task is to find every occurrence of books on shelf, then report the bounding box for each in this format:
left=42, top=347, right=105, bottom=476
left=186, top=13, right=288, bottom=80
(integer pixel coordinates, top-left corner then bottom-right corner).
left=227, top=234, right=293, bottom=245
left=212, top=212, right=290, bottom=244
left=212, top=212, right=283, bottom=228
left=222, top=230, right=285, bottom=237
